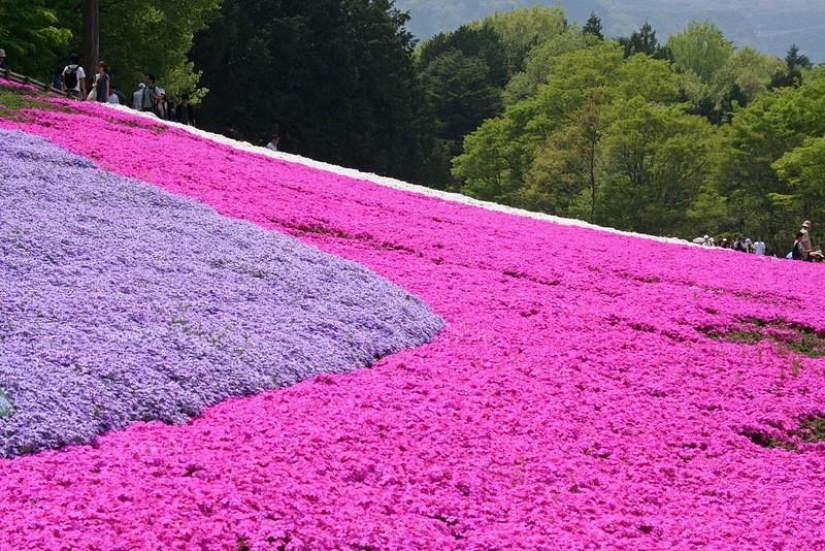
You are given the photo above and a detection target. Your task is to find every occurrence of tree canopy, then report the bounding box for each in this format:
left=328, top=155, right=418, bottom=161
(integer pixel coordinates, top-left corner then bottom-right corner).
left=191, top=0, right=428, bottom=182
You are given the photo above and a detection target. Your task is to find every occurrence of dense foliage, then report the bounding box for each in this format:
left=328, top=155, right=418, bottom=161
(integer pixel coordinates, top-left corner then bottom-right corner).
left=190, top=0, right=429, bottom=182
left=446, top=15, right=820, bottom=251
left=3, top=0, right=219, bottom=97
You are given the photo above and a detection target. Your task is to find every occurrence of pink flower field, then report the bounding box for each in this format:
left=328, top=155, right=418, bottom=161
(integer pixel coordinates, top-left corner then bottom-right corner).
left=2, top=84, right=825, bottom=549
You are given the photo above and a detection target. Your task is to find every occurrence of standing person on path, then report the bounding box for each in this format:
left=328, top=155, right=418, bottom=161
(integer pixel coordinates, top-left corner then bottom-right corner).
left=732, top=236, right=745, bottom=252
left=175, top=94, right=196, bottom=126
left=141, top=75, right=163, bottom=113
left=156, top=92, right=170, bottom=119
left=266, top=134, right=280, bottom=152
left=0, top=49, right=8, bottom=70
left=62, top=54, right=86, bottom=100
left=133, top=83, right=145, bottom=110
left=792, top=231, right=806, bottom=260
left=754, top=238, right=766, bottom=256
left=94, top=62, right=111, bottom=103
left=800, top=221, right=813, bottom=261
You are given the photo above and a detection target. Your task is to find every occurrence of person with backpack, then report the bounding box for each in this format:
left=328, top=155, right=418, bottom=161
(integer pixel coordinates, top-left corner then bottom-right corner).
left=62, top=55, right=87, bottom=100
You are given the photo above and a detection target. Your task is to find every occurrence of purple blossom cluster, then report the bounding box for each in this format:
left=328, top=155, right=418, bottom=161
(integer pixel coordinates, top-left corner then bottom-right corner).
left=0, top=129, right=443, bottom=457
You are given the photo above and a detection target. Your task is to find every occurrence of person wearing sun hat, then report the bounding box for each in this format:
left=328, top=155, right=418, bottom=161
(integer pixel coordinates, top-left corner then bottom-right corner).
left=800, top=220, right=813, bottom=261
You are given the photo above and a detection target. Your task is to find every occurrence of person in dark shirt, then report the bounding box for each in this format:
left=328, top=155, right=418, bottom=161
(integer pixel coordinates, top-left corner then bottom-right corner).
left=175, top=94, right=196, bottom=126
left=94, top=61, right=111, bottom=103
left=792, top=231, right=805, bottom=260
left=223, top=122, right=240, bottom=140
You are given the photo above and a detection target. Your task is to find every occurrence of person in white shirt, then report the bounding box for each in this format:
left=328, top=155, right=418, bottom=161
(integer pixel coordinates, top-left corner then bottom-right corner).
left=800, top=220, right=813, bottom=260
left=754, top=238, right=766, bottom=256
left=266, top=134, right=280, bottom=152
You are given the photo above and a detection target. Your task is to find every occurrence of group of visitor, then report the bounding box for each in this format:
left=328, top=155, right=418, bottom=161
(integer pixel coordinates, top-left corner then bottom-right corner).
left=6, top=50, right=277, bottom=146
left=699, top=235, right=767, bottom=255
left=53, top=55, right=196, bottom=126
left=59, top=54, right=115, bottom=104
left=132, top=75, right=196, bottom=126
left=698, top=220, right=820, bottom=262
left=791, top=220, right=820, bottom=261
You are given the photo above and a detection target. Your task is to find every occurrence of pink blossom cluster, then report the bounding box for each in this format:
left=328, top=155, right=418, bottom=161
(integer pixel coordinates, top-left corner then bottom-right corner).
left=2, top=87, right=825, bottom=549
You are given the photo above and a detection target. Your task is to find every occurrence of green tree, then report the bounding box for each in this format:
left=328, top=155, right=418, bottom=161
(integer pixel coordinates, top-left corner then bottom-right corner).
left=667, top=21, right=736, bottom=122
left=100, top=0, right=220, bottom=95
left=451, top=114, right=527, bottom=203
left=617, top=23, right=669, bottom=60
left=192, top=0, right=430, bottom=183
left=455, top=42, right=683, bottom=214
left=481, top=7, right=568, bottom=76
left=521, top=90, right=606, bottom=219
left=44, top=0, right=220, bottom=96
left=419, top=48, right=504, bottom=188
left=599, top=98, right=718, bottom=236
left=774, top=137, right=825, bottom=245
left=775, top=44, right=814, bottom=88
left=502, top=28, right=594, bottom=104
left=582, top=12, right=603, bottom=41
left=668, top=21, right=733, bottom=83
left=0, top=0, right=72, bottom=78
left=715, top=71, right=825, bottom=249
left=454, top=42, right=624, bottom=202
left=727, top=47, right=786, bottom=107
left=418, top=25, right=508, bottom=88
left=417, top=8, right=571, bottom=189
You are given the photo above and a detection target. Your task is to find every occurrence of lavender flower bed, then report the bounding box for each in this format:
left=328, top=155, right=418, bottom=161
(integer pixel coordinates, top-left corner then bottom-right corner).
left=0, top=130, right=443, bottom=457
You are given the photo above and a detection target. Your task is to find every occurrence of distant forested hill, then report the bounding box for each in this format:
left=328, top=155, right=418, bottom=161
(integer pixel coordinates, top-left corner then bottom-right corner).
left=396, top=0, right=825, bottom=61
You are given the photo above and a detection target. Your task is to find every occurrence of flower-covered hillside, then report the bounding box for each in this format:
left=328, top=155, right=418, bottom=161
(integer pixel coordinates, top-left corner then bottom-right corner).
left=1, top=83, right=825, bottom=549
left=0, top=129, right=442, bottom=457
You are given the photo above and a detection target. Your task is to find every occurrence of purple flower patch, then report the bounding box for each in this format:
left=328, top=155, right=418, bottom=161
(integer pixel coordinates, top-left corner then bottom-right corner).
left=0, top=130, right=443, bottom=457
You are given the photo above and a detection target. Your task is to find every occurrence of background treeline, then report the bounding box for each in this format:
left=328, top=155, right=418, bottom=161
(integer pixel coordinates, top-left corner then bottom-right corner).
left=0, top=0, right=220, bottom=98
left=4, top=2, right=822, bottom=250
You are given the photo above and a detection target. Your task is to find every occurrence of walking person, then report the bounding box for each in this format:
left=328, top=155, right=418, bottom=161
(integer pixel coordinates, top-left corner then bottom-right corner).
left=61, top=54, right=87, bottom=100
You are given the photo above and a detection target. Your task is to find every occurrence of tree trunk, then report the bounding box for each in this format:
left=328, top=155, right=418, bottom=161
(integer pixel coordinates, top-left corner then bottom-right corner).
left=81, top=0, right=99, bottom=88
